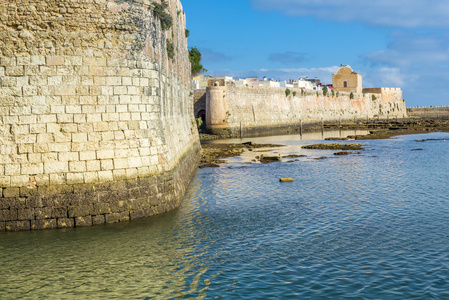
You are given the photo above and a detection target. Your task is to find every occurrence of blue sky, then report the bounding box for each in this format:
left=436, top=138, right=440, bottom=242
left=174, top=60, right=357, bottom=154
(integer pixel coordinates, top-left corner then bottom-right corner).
left=182, top=0, right=449, bottom=107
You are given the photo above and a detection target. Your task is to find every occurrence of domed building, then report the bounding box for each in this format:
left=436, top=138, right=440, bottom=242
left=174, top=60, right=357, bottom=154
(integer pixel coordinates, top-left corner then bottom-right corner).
left=332, top=65, right=363, bottom=93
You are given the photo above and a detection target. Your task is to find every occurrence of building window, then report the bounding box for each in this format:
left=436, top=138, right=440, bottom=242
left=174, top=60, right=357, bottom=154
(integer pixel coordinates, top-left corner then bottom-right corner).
left=343, top=81, right=348, bottom=88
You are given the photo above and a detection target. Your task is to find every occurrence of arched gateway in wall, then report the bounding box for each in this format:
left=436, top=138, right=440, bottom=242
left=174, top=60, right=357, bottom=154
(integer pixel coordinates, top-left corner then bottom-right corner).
left=0, top=0, right=200, bottom=231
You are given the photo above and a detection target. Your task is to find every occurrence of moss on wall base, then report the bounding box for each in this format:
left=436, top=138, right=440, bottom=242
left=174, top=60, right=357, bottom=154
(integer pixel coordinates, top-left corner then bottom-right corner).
left=0, top=142, right=201, bottom=232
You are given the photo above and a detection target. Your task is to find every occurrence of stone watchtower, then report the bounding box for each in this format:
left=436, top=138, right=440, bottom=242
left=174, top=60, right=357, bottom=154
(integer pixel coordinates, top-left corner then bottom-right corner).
left=0, top=0, right=201, bottom=231
left=332, top=65, right=363, bottom=94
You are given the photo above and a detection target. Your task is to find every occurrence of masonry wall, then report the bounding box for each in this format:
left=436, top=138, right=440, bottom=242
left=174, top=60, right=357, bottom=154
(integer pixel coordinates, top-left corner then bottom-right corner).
left=407, top=107, right=449, bottom=117
left=0, top=0, right=201, bottom=231
left=193, top=89, right=206, bottom=118
left=332, top=66, right=363, bottom=94
left=206, top=85, right=406, bottom=136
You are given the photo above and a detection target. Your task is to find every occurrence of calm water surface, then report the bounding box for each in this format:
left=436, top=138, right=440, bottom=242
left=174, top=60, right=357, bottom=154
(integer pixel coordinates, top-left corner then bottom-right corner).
left=1, top=131, right=449, bottom=299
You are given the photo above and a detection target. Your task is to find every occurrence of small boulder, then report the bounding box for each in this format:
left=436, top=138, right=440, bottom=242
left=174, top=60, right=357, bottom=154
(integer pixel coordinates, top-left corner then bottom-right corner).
left=282, top=154, right=306, bottom=158
left=260, top=154, right=282, bottom=164
left=198, top=163, right=220, bottom=169
left=280, top=177, right=293, bottom=182
left=334, top=151, right=360, bottom=155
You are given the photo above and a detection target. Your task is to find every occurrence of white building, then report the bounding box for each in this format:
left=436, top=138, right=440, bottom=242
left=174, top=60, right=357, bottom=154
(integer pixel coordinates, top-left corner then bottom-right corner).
left=235, top=77, right=259, bottom=87
left=280, top=80, right=294, bottom=88
left=294, top=77, right=313, bottom=90
left=260, top=77, right=280, bottom=87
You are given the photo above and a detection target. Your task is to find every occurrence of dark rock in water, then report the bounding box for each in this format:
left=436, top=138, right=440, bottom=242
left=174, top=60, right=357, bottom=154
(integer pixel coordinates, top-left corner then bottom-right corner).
left=200, top=159, right=226, bottom=164
left=201, top=142, right=286, bottom=165
left=199, top=163, right=220, bottom=169
left=416, top=139, right=445, bottom=142
left=325, top=137, right=349, bottom=141
left=283, top=154, right=307, bottom=158
left=314, top=156, right=328, bottom=160
left=411, top=148, right=423, bottom=151
left=242, top=141, right=253, bottom=145
left=346, top=135, right=362, bottom=140
left=303, top=143, right=366, bottom=150
left=334, top=151, right=361, bottom=155
left=260, top=155, right=282, bottom=164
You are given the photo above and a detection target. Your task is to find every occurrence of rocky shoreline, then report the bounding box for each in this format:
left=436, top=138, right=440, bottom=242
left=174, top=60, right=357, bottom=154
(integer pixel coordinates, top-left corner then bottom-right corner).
left=199, top=116, right=449, bottom=167
left=340, top=116, right=449, bottom=140
left=200, top=142, right=285, bottom=168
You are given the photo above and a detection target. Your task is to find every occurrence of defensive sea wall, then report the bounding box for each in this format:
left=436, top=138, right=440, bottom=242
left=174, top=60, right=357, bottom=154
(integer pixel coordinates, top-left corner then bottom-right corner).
left=407, top=107, right=449, bottom=117
left=206, top=85, right=406, bottom=136
left=0, top=0, right=201, bottom=231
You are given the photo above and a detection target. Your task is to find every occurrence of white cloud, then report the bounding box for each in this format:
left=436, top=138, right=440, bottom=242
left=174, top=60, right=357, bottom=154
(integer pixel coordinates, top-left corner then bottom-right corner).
left=359, top=30, right=449, bottom=106
left=364, top=31, right=449, bottom=67
left=361, top=67, right=408, bottom=88
left=251, top=0, right=449, bottom=28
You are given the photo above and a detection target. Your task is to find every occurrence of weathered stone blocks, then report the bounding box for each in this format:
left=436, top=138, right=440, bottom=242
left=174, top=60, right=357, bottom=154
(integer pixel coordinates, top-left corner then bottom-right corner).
left=75, top=216, right=93, bottom=227
left=31, top=219, right=57, bottom=230
left=105, top=212, right=130, bottom=224
left=57, top=218, right=75, bottom=229
left=5, top=220, right=31, bottom=231
left=92, top=215, right=106, bottom=225
left=3, top=188, right=19, bottom=198
left=0, top=0, right=200, bottom=231
left=18, top=208, right=34, bottom=220
left=35, top=207, right=52, bottom=220
left=0, top=142, right=201, bottom=230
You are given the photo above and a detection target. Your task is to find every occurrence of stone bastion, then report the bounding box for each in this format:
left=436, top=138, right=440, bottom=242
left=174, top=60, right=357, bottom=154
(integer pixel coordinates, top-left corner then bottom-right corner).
left=0, top=0, right=201, bottom=231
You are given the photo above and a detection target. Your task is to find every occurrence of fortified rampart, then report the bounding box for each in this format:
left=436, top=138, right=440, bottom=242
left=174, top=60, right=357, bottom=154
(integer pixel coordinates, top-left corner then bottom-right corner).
left=206, top=85, right=406, bottom=136
left=0, top=0, right=201, bottom=231
left=407, top=107, right=449, bottom=117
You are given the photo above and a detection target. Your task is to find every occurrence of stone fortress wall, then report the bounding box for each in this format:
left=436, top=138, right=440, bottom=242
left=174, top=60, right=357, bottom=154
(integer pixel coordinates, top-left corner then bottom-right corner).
left=407, top=107, right=449, bottom=117
left=206, top=85, right=407, bottom=136
left=0, top=0, right=201, bottom=231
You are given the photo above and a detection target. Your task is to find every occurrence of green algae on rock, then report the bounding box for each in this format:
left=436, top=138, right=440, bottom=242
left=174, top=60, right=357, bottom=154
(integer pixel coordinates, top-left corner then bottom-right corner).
left=302, top=143, right=367, bottom=150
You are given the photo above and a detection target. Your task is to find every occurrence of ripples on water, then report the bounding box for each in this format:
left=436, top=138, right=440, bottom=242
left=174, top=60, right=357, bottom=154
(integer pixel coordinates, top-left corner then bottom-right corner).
left=1, top=132, right=449, bottom=299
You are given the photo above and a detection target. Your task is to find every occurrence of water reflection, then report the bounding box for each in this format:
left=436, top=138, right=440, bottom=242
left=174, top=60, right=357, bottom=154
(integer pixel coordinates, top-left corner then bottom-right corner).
left=0, top=177, right=216, bottom=299
left=207, top=129, right=370, bottom=145
left=2, top=132, right=449, bottom=298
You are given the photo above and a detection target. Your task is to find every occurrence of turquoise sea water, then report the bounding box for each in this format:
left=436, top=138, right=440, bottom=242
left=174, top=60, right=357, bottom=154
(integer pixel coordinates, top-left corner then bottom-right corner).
left=1, top=131, right=449, bottom=299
